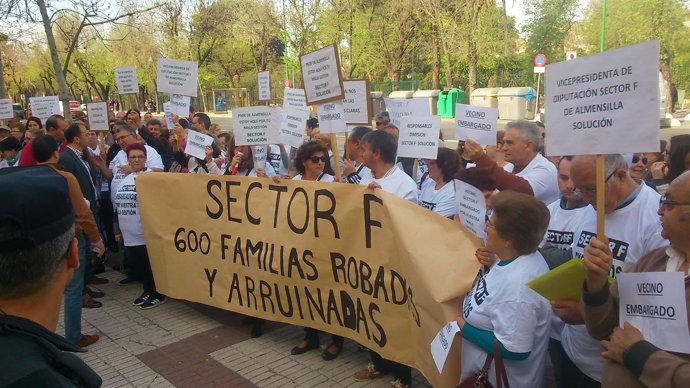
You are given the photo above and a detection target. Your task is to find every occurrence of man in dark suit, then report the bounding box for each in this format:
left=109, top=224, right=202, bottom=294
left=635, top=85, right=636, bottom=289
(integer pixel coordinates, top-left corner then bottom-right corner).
left=59, top=123, right=108, bottom=304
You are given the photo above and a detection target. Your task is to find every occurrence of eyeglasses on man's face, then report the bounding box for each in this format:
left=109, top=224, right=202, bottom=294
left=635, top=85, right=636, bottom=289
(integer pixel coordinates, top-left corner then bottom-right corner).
left=659, top=194, right=690, bottom=210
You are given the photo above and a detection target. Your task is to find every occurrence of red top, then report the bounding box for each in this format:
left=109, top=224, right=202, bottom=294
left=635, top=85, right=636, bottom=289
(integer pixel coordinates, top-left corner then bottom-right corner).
left=18, top=139, right=68, bottom=166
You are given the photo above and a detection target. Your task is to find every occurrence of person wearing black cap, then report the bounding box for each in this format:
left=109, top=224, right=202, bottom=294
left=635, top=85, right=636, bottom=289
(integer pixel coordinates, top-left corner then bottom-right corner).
left=33, top=134, right=103, bottom=348
left=0, top=166, right=102, bottom=387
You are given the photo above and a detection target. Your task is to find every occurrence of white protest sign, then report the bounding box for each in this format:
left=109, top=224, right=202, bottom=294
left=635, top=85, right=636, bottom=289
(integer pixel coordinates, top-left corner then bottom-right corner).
left=316, top=101, right=347, bottom=134
left=430, top=320, right=461, bottom=373
left=617, top=272, right=690, bottom=354
left=454, top=180, right=487, bottom=240
left=169, top=94, right=190, bottom=117
left=252, top=145, right=268, bottom=170
left=280, top=108, right=309, bottom=149
left=454, top=104, right=498, bottom=146
left=86, top=102, right=109, bottom=131
left=545, top=40, right=660, bottom=156
left=29, top=96, right=60, bottom=124
left=300, top=44, right=344, bottom=104
left=283, top=88, right=308, bottom=110
left=383, top=97, right=431, bottom=128
left=0, top=99, right=13, bottom=119
left=397, top=115, right=441, bottom=159
left=184, top=131, right=214, bottom=160
left=343, top=79, right=371, bottom=124
left=115, top=65, right=139, bottom=95
left=232, top=106, right=281, bottom=146
left=163, top=102, right=174, bottom=130
left=258, top=71, right=271, bottom=101
left=157, top=58, right=199, bottom=97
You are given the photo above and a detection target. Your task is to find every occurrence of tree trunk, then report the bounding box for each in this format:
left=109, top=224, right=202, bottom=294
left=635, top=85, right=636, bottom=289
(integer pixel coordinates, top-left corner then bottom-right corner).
left=37, top=0, right=72, bottom=122
left=659, top=57, right=673, bottom=113
left=442, top=41, right=453, bottom=89
left=431, top=34, right=440, bottom=90
left=0, top=51, right=7, bottom=99
left=467, top=38, right=478, bottom=96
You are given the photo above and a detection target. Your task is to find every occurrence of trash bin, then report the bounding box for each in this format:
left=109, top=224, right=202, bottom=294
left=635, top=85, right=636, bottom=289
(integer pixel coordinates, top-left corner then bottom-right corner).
left=440, top=88, right=467, bottom=118
left=497, top=87, right=535, bottom=120
left=437, top=91, right=448, bottom=117
left=388, top=90, right=415, bottom=99
left=412, top=90, right=440, bottom=115
left=470, top=88, right=500, bottom=109
left=370, top=91, right=386, bottom=120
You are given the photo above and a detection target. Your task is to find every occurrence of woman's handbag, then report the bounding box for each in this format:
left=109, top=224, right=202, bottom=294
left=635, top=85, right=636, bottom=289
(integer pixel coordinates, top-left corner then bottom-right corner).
left=458, top=339, right=510, bottom=388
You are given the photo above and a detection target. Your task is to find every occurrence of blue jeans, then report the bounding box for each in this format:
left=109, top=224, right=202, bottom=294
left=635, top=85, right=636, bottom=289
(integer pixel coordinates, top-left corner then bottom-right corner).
left=64, top=234, right=87, bottom=344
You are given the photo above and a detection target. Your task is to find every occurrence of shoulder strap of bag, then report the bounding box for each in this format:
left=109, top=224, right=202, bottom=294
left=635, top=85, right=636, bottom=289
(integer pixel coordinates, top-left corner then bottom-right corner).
left=493, top=339, right=510, bottom=388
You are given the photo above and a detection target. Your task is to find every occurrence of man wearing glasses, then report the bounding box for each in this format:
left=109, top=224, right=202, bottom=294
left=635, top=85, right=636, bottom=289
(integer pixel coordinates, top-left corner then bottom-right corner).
left=550, top=153, right=666, bottom=388
left=580, top=170, right=690, bottom=387
left=108, top=125, right=163, bottom=207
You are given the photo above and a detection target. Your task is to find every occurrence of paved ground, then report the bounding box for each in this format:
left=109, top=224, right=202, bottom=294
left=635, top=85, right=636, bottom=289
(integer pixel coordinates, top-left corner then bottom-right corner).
left=57, top=256, right=433, bottom=388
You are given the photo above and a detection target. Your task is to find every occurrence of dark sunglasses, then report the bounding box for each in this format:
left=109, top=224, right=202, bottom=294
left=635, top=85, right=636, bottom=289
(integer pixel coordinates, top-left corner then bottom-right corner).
left=309, top=155, right=328, bottom=163
left=632, top=155, right=648, bottom=165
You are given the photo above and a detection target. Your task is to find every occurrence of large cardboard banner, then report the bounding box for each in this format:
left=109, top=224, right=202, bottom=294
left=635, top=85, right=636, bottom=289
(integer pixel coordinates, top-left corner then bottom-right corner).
left=157, top=58, right=199, bottom=97
left=383, top=97, right=431, bottom=128
left=544, top=40, right=660, bottom=156
left=86, top=102, right=109, bottom=131
left=258, top=71, right=271, bottom=101
left=343, top=79, right=371, bottom=125
left=115, top=65, right=139, bottom=95
left=300, top=44, right=344, bottom=105
left=232, top=106, right=281, bottom=146
left=137, top=173, right=482, bottom=388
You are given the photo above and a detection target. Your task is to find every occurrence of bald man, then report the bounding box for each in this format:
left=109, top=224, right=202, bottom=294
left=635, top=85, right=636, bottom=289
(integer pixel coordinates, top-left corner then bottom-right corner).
left=582, top=171, right=690, bottom=387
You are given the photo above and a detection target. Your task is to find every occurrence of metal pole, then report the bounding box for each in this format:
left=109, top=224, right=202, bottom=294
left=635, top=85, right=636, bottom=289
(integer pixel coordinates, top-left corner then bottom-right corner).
left=283, top=0, right=289, bottom=85
left=535, top=73, right=541, bottom=120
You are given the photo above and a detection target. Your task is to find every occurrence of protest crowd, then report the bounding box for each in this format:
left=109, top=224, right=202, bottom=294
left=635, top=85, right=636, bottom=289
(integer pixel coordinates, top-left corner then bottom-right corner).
left=1, top=52, right=690, bottom=388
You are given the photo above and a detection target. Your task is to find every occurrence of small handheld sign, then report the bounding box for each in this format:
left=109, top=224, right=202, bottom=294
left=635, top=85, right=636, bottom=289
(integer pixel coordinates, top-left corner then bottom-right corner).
left=232, top=106, right=281, bottom=146
left=115, top=65, right=139, bottom=95
left=0, top=99, right=13, bottom=119
left=343, top=79, right=372, bottom=125
left=258, top=71, right=271, bottom=101
left=157, top=58, right=199, bottom=97
left=299, top=44, right=345, bottom=105
left=86, top=102, right=109, bottom=131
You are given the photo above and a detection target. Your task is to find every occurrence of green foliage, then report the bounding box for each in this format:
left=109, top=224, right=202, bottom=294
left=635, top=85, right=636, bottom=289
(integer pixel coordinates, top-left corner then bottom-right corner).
left=580, top=0, right=688, bottom=58
left=523, top=0, right=580, bottom=64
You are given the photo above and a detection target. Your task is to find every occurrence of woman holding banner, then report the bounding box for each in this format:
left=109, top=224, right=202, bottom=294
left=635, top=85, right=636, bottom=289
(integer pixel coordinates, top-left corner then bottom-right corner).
left=276, top=140, right=343, bottom=360
left=457, top=191, right=551, bottom=388
left=418, top=147, right=461, bottom=218
left=291, top=140, right=335, bottom=182
left=114, top=143, right=166, bottom=309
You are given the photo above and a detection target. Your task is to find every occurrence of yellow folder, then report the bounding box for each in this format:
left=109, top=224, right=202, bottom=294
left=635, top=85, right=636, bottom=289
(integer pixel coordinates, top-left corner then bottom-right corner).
left=527, top=258, right=586, bottom=301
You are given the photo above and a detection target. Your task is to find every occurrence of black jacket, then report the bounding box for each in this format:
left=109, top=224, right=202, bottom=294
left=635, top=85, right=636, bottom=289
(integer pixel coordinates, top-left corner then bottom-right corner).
left=0, top=315, right=102, bottom=387
left=58, top=147, right=97, bottom=214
